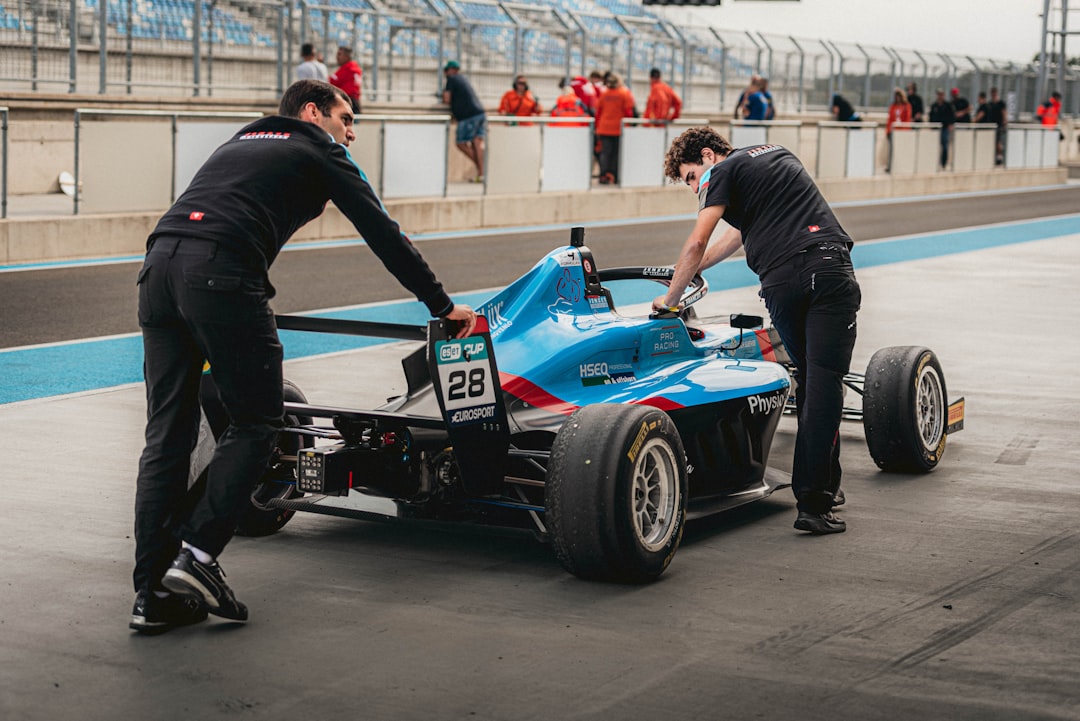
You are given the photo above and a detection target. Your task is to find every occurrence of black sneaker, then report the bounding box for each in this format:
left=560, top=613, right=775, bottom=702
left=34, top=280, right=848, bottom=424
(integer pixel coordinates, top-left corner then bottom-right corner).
left=831, top=488, right=846, bottom=507
left=129, top=590, right=208, bottom=634
left=162, top=549, right=248, bottom=621
left=794, top=510, right=847, bottom=535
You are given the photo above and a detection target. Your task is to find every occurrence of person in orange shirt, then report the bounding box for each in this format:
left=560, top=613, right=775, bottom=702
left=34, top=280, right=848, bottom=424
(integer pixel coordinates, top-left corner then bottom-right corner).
left=594, top=72, right=636, bottom=184
left=550, top=78, right=591, bottom=127
left=644, top=68, right=682, bottom=127
left=1037, top=91, right=1062, bottom=127
left=885, top=87, right=912, bottom=173
left=499, top=75, right=541, bottom=125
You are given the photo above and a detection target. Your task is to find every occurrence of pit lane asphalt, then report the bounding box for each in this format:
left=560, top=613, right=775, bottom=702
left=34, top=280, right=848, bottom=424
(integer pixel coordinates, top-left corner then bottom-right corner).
left=3, top=184, right=1080, bottom=348
left=2, top=191, right=1080, bottom=721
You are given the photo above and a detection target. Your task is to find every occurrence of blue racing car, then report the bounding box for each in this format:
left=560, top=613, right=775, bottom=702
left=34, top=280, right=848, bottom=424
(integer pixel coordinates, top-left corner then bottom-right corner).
left=194, top=227, right=964, bottom=582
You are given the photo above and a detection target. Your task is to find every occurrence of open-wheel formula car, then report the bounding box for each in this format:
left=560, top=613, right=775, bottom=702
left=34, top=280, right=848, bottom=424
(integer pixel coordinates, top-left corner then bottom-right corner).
left=195, top=227, right=964, bottom=583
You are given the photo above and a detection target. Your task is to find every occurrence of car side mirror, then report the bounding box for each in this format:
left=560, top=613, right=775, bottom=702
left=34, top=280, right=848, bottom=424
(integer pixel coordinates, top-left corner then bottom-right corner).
left=729, top=314, right=763, bottom=330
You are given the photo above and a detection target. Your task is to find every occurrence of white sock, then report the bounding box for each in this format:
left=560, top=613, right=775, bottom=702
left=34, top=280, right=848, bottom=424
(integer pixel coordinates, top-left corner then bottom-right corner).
left=181, top=541, right=214, bottom=565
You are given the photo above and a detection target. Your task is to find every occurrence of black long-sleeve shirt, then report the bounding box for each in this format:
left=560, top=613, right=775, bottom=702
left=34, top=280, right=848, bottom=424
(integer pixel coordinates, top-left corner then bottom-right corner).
left=150, top=115, right=453, bottom=317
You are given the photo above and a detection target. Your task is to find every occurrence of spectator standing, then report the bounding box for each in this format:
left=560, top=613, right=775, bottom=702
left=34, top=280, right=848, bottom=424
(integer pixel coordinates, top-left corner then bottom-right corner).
left=985, top=87, right=1008, bottom=164
left=1037, top=91, right=1062, bottom=127
left=733, top=74, right=761, bottom=118
left=886, top=87, right=912, bottom=172
left=328, top=46, right=362, bottom=113
left=295, top=42, right=328, bottom=82
left=593, top=72, right=636, bottom=184
left=498, top=75, right=542, bottom=123
left=928, top=88, right=956, bottom=169
left=644, top=67, right=682, bottom=126
left=588, top=71, right=606, bottom=102
left=741, top=77, right=769, bottom=121
left=441, top=60, right=487, bottom=183
left=951, top=88, right=971, bottom=123
left=761, top=77, right=776, bottom=119
left=973, top=91, right=989, bottom=123
left=129, top=80, right=476, bottom=633
left=654, top=126, right=859, bottom=535
left=906, top=82, right=925, bottom=122
left=567, top=76, right=598, bottom=115
left=551, top=78, right=591, bottom=126
left=830, top=93, right=860, bottom=122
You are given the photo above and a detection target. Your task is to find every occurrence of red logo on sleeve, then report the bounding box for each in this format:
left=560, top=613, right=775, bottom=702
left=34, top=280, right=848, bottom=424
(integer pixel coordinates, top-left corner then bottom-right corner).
left=808, top=225, right=820, bottom=232
left=189, top=211, right=205, bottom=221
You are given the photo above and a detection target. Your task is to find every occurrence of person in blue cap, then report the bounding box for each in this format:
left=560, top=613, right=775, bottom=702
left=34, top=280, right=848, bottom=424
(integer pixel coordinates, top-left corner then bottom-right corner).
left=441, top=60, right=486, bottom=182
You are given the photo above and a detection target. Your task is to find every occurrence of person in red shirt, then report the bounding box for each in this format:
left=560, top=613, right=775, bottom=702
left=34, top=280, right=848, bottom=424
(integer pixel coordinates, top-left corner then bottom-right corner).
left=886, top=86, right=912, bottom=172
left=329, top=46, right=362, bottom=113
left=568, top=76, right=597, bottom=115
left=644, top=68, right=682, bottom=127
left=498, top=75, right=541, bottom=126
left=594, top=72, right=636, bottom=184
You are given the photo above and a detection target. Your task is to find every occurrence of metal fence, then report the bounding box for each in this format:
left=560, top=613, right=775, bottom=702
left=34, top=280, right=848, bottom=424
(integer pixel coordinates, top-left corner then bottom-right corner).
left=0, top=0, right=1076, bottom=118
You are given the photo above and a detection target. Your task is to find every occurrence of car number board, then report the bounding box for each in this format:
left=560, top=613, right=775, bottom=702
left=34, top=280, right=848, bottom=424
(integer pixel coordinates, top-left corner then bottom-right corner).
left=427, top=318, right=510, bottom=495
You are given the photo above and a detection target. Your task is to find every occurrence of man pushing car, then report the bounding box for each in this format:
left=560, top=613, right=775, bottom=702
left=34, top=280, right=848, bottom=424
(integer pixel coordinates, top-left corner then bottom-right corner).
left=653, top=127, right=860, bottom=536
left=130, top=79, right=475, bottom=634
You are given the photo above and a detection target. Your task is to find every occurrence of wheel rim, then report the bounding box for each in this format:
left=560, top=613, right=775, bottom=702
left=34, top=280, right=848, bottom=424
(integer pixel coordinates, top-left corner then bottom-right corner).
left=916, top=365, right=945, bottom=452
left=631, top=438, right=681, bottom=551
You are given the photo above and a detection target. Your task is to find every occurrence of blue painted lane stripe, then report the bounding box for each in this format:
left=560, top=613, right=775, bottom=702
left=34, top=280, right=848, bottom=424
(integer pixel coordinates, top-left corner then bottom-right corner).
left=2, top=214, right=1078, bottom=405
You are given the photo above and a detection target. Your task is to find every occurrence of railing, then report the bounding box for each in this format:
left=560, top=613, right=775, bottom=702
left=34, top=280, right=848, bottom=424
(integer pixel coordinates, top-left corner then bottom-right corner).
left=0, top=0, right=1069, bottom=118
left=1, top=107, right=7, bottom=219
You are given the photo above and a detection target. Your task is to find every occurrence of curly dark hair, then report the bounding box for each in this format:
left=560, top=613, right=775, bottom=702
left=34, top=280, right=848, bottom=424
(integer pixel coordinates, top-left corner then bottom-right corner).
left=278, top=79, right=351, bottom=119
left=663, top=127, right=733, bottom=182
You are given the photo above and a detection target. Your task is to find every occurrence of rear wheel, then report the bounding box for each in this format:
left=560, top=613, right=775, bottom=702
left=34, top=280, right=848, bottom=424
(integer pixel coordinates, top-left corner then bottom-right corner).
left=545, top=404, right=687, bottom=583
left=234, top=379, right=312, bottom=536
left=863, top=346, right=947, bottom=472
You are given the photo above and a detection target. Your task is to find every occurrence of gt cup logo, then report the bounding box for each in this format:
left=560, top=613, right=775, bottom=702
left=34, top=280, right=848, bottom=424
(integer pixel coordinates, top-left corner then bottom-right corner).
left=440, top=340, right=486, bottom=362
left=747, top=391, right=787, bottom=414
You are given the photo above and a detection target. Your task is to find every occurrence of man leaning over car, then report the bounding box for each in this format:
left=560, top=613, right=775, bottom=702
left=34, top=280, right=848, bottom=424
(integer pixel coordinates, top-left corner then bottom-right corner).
left=654, top=127, right=860, bottom=536
left=130, top=79, right=476, bottom=634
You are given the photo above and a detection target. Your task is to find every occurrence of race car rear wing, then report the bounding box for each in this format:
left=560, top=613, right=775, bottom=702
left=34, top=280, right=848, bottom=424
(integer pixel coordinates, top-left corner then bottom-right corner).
left=274, top=313, right=510, bottom=496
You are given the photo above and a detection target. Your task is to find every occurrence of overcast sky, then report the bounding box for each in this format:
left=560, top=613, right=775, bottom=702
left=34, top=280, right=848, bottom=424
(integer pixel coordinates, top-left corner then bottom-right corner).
left=656, top=0, right=1055, bottom=65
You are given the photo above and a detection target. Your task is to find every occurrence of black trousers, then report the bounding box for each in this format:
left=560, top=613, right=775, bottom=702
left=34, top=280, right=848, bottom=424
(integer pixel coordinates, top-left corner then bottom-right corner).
left=759, top=241, right=861, bottom=515
left=133, top=236, right=283, bottom=593
left=598, top=135, right=621, bottom=180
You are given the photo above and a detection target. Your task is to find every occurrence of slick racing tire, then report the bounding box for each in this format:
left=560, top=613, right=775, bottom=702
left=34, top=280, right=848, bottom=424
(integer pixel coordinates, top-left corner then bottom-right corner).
left=234, top=379, right=312, bottom=536
left=545, top=404, right=687, bottom=583
left=862, top=346, right=947, bottom=473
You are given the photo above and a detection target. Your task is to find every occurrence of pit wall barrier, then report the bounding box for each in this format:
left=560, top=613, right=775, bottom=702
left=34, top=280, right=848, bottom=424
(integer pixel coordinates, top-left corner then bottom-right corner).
left=0, top=112, right=1069, bottom=264
left=7, top=112, right=1072, bottom=212
left=1006, top=124, right=1063, bottom=170
left=485, top=116, right=594, bottom=194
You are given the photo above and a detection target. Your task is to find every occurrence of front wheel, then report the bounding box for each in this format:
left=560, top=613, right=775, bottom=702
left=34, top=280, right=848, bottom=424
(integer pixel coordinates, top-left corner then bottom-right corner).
left=862, top=346, right=947, bottom=472
left=545, top=404, right=687, bottom=583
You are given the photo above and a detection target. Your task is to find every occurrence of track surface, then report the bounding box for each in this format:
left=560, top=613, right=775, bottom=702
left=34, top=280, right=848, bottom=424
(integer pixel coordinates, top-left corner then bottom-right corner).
left=2, top=189, right=1080, bottom=720
left=3, top=185, right=1080, bottom=348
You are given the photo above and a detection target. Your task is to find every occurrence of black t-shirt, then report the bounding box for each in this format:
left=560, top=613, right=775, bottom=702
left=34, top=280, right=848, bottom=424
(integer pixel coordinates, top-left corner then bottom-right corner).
left=699, top=145, right=852, bottom=277
left=952, top=97, right=971, bottom=122
left=908, top=93, right=924, bottom=120
left=986, top=100, right=1007, bottom=127
left=150, top=116, right=452, bottom=316
left=831, top=94, right=858, bottom=122
left=929, top=101, right=955, bottom=125
left=443, top=73, right=485, bottom=121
